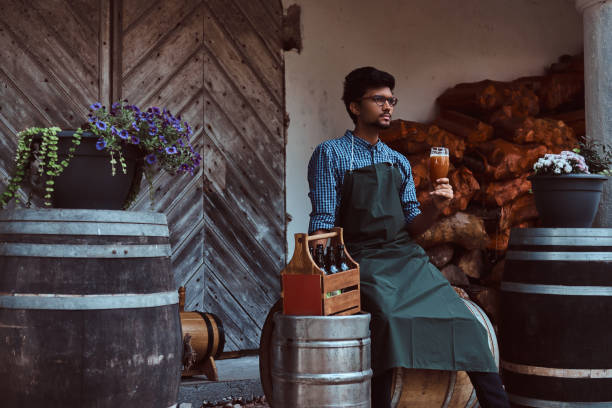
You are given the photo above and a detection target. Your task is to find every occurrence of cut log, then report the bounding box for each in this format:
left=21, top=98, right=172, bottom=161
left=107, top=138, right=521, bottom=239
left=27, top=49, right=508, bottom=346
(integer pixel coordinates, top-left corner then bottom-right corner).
left=482, top=175, right=532, bottom=207
left=416, top=212, right=488, bottom=250
left=426, top=244, right=455, bottom=268
left=483, top=259, right=505, bottom=287
left=470, top=139, right=548, bottom=180
left=458, top=249, right=484, bottom=279
left=415, top=166, right=480, bottom=217
left=447, top=166, right=480, bottom=214
left=546, top=109, right=585, bottom=138
left=379, top=120, right=429, bottom=144
left=491, top=116, right=578, bottom=149
left=433, top=110, right=494, bottom=145
left=547, top=53, right=584, bottom=75
left=539, top=73, right=584, bottom=113
left=499, top=193, right=539, bottom=231
left=381, top=120, right=466, bottom=161
left=468, top=285, right=501, bottom=324
left=406, top=153, right=430, bottom=190
left=487, top=220, right=536, bottom=252
left=487, top=228, right=511, bottom=252
left=436, top=80, right=539, bottom=120
left=440, top=264, right=470, bottom=287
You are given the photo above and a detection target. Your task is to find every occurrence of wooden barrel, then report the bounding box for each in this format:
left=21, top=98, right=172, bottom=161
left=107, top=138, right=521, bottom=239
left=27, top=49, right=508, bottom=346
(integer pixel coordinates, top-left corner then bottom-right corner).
left=180, top=311, right=225, bottom=374
left=500, top=228, right=612, bottom=407
left=389, top=298, right=499, bottom=408
left=266, top=311, right=372, bottom=407
left=0, top=209, right=182, bottom=408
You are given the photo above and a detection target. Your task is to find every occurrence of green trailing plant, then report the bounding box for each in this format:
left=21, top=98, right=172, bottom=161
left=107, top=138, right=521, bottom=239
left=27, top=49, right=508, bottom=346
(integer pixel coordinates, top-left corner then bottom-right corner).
left=1, top=127, right=82, bottom=207
left=1, top=100, right=201, bottom=209
left=573, top=140, right=612, bottom=176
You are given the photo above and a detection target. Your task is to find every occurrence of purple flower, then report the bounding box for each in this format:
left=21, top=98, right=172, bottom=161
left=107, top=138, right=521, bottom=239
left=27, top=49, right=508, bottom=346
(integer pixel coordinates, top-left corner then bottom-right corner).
left=112, top=102, right=120, bottom=109
left=96, top=139, right=107, bottom=150
left=96, top=121, right=107, bottom=131
left=165, top=146, right=178, bottom=155
left=131, top=136, right=140, bottom=145
left=110, top=126, right=118, bottom=135
left=159, top=135, right=167, bottom=144
left=145, top=154, right=157, bottom=164
left=177, top=138, right=184, bottom=147
left=90, top=102, right=102, bottom=110
left=87, top=115, right=96, bottom=123
left=131, top=122, right=140, bottom=132
left=148, top=126, right=157, bottom=136
left=119, top=130, right=129, bottom=139
left=152, top=107, right=161, bottom=115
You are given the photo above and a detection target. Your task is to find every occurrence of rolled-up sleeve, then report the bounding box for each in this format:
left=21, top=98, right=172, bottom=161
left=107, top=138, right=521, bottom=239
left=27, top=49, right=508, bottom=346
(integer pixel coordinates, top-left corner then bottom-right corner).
left=307, top=144, right=339, bottom=234
left=397, top=156, right=421, bottom=225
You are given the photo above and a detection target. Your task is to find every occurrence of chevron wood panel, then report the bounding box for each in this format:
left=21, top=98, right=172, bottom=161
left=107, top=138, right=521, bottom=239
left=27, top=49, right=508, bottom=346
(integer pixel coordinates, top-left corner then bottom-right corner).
left=202, top=0, right=284, bottom=350
left=0, top=0, right=109, bottom=201
left=118, top=0, right=205, bottom=313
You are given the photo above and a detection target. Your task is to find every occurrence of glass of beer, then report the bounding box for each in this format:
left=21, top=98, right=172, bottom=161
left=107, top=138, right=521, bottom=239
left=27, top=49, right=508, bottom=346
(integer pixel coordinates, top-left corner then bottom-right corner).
left=429, top=147, right=449, bottom=183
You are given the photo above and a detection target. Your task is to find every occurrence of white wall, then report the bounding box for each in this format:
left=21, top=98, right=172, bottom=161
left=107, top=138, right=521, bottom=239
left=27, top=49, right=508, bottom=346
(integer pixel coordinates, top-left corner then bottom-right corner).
left=283, top=0, right=583, bottom=256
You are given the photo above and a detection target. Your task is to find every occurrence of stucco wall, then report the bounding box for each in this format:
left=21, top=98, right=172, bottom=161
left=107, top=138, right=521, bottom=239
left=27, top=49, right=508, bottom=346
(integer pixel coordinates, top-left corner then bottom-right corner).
left=283, top=0, right=584, bottom=256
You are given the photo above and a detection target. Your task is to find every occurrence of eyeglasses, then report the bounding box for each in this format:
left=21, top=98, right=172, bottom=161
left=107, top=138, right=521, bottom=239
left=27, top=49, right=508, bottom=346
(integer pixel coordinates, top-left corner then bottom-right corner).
left=359, top=95, right=398, bottom=107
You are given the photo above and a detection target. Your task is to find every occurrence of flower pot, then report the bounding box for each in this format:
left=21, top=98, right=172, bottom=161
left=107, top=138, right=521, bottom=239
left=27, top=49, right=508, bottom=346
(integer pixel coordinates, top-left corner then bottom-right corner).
left=528, top=174, right=609, bottom=227
left=36, top=131, right=142, bottom=209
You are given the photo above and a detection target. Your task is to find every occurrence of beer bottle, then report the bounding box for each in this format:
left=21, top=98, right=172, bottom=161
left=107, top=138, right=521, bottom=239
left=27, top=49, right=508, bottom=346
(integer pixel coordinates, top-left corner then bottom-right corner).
left=326, top=245, right=339, bottom=274
left=315, top=244, right=327, bottom=274
left=337, top=244, right=350, bottom=271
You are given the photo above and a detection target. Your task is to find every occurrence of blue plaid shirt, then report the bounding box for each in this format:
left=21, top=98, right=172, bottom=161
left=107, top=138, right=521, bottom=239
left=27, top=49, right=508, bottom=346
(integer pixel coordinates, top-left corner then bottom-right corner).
left=307, top=130, right=421, bottom=234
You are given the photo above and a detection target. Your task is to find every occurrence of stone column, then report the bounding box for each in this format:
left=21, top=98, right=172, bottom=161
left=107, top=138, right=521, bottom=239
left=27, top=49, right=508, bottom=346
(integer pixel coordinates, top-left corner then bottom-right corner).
left=576, top=0, right=612, bottom=227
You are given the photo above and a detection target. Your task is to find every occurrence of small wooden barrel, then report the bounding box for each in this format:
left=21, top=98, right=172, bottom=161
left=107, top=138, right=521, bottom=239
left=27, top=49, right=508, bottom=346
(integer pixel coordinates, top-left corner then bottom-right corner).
left=389, top=299, right=499, bottom=408
left=0, top=209, right=182, bottom=408
left=180, top=310, right=225, bottom=375
left=501, top=228, right=612, bottom=407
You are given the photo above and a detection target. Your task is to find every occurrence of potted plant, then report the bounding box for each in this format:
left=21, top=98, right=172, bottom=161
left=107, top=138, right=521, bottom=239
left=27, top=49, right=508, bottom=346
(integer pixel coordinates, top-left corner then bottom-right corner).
left=1, top=101, right=201, bottom=210
left=529, top=142, right=611, bottom=227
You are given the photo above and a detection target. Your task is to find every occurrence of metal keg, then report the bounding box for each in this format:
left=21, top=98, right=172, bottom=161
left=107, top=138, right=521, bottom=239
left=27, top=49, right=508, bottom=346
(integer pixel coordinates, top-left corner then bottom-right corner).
left=271, top=313, right=372, bottom=407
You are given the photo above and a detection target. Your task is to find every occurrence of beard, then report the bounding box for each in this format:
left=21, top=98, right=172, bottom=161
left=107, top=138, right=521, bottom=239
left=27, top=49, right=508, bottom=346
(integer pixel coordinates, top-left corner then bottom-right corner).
left=373, top=115, right=391, bottom=129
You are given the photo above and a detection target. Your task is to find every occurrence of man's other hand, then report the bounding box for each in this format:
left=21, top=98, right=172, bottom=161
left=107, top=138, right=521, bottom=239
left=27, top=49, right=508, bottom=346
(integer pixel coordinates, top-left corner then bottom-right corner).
left=429, top=178, right=453, bottom=211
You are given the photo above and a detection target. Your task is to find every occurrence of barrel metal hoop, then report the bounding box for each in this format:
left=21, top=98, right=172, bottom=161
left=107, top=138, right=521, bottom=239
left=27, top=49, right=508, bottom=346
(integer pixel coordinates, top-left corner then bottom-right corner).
left=506, top=250, right=612, bottom=261
left=509, top=236, right=612, bottom=247
left=272, top=338, right=371, bottom=349
left=507, top=392, right=612, bottom=407
left=271, top=369, right=373, bottom=385
left=0, top=209, right=168, bottom=225
left=0, top=291, right=179, bottom=310
left=0, top=243, right=171, bottom=258
left=0, top=221, right=169, bottom=237
left=501, top=282, right=612, bottom=296
left=502, top=360, right=612, bottom=378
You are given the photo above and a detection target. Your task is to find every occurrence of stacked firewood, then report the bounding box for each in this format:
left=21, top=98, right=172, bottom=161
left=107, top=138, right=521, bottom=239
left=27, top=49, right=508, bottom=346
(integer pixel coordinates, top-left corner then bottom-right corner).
left=380, top=54, right=584, bottom=325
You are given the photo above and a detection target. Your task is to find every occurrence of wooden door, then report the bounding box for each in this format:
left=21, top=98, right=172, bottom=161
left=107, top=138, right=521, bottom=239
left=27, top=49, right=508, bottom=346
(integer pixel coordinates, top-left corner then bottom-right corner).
left=0, top=0, right=285, bottom=351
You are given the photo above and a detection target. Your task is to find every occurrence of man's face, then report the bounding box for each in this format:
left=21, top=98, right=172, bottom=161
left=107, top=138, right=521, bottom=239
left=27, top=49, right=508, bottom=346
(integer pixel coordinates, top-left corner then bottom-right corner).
left=351, top=86, right=395, bottom=129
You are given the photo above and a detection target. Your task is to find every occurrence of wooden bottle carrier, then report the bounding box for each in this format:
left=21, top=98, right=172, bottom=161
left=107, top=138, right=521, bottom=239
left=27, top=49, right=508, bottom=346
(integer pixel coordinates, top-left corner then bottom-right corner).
left=281, top=227, right=361, bottom=316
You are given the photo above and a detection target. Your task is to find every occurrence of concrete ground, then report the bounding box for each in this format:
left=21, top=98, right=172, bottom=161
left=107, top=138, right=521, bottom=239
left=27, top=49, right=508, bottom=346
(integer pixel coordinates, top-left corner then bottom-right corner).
left=178, top=356, right=268, bottom=407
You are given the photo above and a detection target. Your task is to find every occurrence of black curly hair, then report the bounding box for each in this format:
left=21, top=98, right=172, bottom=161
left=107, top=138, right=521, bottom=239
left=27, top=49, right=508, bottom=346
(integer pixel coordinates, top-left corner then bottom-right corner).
left=342, top=67, right=395, bottom=124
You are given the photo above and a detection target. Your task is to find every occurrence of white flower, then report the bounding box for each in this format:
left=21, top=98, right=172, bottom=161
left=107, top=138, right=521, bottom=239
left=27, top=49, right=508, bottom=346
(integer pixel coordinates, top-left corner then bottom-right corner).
left=564, top=164, right=572, bottom=173
left=554, top=168, right=561, bottom=174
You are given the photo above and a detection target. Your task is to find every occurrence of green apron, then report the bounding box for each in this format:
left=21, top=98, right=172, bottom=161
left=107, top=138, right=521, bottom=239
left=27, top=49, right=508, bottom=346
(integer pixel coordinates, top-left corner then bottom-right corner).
left=338, top=162, right=497, bottom=375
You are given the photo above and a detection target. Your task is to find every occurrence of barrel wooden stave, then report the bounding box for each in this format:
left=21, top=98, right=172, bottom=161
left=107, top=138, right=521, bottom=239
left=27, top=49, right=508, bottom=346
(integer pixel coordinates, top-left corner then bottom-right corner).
left=180, top=311, right=225, bottom=365
left=501, top=227, right=612, bottom=405
left=0, top=209, right=181, bottom=408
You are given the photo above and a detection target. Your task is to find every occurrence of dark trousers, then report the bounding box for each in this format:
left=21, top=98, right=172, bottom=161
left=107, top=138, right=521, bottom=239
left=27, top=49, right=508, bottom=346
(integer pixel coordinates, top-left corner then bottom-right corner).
left=371, top=369, right=510, bottom=408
